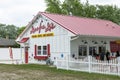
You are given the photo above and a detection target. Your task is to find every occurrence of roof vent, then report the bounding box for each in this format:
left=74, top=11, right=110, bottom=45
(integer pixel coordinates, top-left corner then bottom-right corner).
left=112, top=26, right=115, bottom=29
left=106, top=23, right=109, bottom=26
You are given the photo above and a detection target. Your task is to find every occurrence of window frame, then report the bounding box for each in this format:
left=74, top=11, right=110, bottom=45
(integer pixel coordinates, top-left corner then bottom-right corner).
left=37, top=45, right=48, bottom=56
left=78, top=45, right=87, bottom=57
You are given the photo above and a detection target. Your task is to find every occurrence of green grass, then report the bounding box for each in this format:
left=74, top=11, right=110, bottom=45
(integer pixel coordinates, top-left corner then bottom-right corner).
left=0, top=64, right=120, bottom=80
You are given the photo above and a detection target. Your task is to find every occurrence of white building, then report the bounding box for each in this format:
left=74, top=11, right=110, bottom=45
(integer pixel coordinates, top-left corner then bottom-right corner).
left=16, top=12, right=120, bottom=64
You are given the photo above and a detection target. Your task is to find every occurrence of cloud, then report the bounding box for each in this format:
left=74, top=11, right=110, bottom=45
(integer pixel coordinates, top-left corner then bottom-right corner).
left=0, top=0, right=46, bottom=27
left=0, top=0, right=119, bottom=27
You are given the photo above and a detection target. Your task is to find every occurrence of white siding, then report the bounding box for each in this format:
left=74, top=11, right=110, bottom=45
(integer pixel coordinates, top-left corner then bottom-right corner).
left=21, top=15, right=74, bottom=63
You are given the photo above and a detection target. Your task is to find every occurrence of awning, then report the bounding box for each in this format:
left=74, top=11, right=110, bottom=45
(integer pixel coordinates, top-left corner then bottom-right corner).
left=19, top=37, right=29, bottom=43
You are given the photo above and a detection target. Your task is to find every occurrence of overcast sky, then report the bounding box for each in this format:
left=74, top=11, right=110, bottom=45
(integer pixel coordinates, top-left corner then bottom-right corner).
left=0, top=0, right=120, bottom=27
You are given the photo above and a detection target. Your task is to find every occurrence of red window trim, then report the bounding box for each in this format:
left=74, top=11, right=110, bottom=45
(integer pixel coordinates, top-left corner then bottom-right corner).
left=47, top=44, right=50, bottom=56
left=34, top=44, right=37, bottom=56
left=34, top=56, right=48, bottom=60
left=34, top=44, right=51, bottom=60
left=34, top=44, right=49, bottom=60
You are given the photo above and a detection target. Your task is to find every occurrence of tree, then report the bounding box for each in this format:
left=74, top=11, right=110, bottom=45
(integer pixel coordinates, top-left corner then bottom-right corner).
left=0, top=23, right=21, bottom=48
left=45, top=0, right=120, bottom=25
left=6, top=25, right=18, bottom=39
left=62, top=0, right=83, bottom=16
left=82, top=0, right=96, bottom=18
left=0, top=23, right=6, bottom=38
left=96, top=5, right=120, bottom=25
left=17, top=26, right=26, bottom=36
left=0, top=23, right=19, bottom=39
left=45, top=0, right=62, bottom=14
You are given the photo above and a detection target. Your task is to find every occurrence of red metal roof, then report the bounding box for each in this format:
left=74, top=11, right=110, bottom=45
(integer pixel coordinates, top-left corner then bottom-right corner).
left=40, top=12, right=120, bottom=38
left=19, top=37, right=29, bottom=43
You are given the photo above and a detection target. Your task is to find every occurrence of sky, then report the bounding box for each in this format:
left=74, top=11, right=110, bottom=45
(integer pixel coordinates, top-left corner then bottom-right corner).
left=0, top=0, right=120, bottom=27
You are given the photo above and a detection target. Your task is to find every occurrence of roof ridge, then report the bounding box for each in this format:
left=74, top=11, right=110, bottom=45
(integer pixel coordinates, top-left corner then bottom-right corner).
left=39, top=11, right=112, bottom=23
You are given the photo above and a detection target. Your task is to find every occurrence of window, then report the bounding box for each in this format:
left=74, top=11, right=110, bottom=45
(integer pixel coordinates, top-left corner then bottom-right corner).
left=43, top=46, right=47, bottom=55
left=37, top=45, right=47, bottom=56
left=79, top=45, right=87, bottom=56
left=89, top=46, right=97, bottom=56
left=99, top=46, right=106, bottom=54
left=38, top=46, right=41, bottom=55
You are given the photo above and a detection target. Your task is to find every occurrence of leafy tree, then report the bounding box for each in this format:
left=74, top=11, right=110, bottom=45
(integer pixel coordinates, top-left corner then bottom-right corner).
left=17, top=26, right=26, bottom=36
left=0, top=24, right=6, bottom=38
left=62, top=0, right=83, bottom=16
left=45, top=0, right=62, bottom=14
left=0, top=23, right=21, bottom=47
left=45, top=0, right=120, bottom=25
left=96, top=5, right=120, bottom=25
left=82, top=0, right=96, bottom=18
left=0, top=23, right=18, bottom=39
left=6, top=25, right=18, bottom=39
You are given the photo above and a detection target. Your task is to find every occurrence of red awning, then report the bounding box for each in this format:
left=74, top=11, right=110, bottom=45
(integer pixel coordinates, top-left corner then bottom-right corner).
left=19, top=37, right=29, bottom=43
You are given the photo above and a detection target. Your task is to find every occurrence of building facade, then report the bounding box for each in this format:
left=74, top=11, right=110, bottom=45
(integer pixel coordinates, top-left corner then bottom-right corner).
left=16, top=12, right=120, bottom=64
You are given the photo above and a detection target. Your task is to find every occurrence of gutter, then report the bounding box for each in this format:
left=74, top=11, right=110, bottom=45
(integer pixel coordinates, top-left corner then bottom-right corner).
left=71, top=36, right=79, bottom=41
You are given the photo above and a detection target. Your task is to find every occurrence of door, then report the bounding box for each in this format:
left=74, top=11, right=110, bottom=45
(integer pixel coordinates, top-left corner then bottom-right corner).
left=25, top=47, right=28, bottom=63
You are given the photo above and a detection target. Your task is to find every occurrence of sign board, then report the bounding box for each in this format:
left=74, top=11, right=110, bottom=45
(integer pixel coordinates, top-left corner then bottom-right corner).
left=31, top=33, right=54, bottom=38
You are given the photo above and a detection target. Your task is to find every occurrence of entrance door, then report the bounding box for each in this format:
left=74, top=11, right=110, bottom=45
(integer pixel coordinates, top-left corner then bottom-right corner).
left=25, top=47, right=28, bottom=63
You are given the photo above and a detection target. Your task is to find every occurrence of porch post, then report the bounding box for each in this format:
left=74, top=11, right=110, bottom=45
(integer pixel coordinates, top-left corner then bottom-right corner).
left=56, top=57, right=58, bottom=69
left=88, top=56, right=91, bottom=73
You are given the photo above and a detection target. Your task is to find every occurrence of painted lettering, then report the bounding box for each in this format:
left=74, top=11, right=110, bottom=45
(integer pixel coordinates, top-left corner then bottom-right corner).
left=30, top=20, right=55, bottom=34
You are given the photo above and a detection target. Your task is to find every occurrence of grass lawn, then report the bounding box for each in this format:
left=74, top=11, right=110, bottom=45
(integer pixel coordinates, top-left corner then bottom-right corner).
left=0, top=64, right=120, bottom=80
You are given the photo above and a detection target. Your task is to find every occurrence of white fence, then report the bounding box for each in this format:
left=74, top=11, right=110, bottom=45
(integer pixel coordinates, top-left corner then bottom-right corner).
left=0, top=48, right=21, bottom=64
left=56, top=56, right=120, bottom=76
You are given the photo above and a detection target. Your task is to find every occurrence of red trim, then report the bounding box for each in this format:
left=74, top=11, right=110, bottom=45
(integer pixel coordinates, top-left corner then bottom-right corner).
left=9, top=47, right=13, bottom=59
left=19, top=37, right=29, bottom=43
left=47, top=44, right=50, bottom=56
left=34, top=44, right=37, bottom=56
left=110, top=41, right=120, bottom=52
left=34, top=56, right=48, bottom=60
left=25, top=47, right=28, bottom=63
